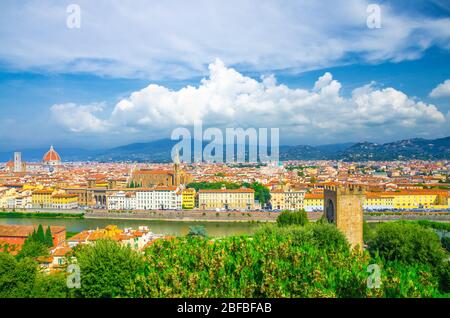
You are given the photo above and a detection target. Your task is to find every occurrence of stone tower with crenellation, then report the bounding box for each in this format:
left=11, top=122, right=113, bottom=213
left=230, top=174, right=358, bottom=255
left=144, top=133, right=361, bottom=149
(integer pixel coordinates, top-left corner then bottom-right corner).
left=323, top=185, right=365, bottom=249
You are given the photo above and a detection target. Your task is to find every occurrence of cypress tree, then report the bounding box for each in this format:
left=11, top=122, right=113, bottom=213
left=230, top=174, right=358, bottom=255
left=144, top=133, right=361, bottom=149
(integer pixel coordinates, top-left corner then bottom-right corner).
left=36, top=224, right=45, bottom=244
left=45, top=226, right=54, bottom=247
left=30, top=229, right=35, bottom=242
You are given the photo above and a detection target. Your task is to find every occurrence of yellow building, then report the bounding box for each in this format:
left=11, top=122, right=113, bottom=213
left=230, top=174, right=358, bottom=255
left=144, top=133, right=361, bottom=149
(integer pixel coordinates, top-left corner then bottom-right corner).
left=51, top=193, right=79, bottom=209
left=270, top=189, right=285, bottom=210
left=198, top=188, right=254, bottom=210
left=363, top=193, right=394, bottom=210
left=363, top=190, right=449, bottom=210
left=391, top=190, right=448, bottom=210
left=304, top=193, right=324, bottom=212
left=23, top=184, right=44, bottom=191
left=270, top=189, right=305, bottom=210
left=32, top=189, right=54, bottom=209
left=182, top=188, right=196, bottom=209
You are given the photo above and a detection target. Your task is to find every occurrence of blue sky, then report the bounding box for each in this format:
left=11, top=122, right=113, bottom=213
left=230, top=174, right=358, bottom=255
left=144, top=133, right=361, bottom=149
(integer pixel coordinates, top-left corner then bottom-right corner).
left=0, top=0, right=449, bottom=150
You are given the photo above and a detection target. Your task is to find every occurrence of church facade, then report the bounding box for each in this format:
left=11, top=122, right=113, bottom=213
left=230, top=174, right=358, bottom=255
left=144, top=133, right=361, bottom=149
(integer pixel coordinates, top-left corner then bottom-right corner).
left=130, top=163, right=192, bottom=187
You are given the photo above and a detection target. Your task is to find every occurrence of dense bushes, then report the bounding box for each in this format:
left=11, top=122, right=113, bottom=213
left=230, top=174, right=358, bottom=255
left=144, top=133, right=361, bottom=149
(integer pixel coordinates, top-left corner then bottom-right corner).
left=276, top=210, right=309, bottom=226
left=366, top=221, right=449, bottom=295
left=367, top=222, right=446, bottom=267
left=134, top=223, right=444, bottom=297
left=138, top=225, right=370, bottom=297
left=377, top=260, right=441, bottom=297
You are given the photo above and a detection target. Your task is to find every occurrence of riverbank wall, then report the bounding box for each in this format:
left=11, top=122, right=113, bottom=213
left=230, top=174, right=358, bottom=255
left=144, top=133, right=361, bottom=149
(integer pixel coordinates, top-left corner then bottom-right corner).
left=85, top=210, right=287, bottom=222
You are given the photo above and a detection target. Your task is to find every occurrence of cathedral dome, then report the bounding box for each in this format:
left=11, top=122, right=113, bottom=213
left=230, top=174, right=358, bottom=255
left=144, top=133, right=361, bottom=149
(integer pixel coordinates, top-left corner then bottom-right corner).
left=43, top=145, right=61, bottom=164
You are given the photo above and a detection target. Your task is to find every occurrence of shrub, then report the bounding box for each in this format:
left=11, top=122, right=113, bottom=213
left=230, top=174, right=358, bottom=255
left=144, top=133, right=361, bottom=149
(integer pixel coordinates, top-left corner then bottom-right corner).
left=363, top=221, right=377, bottom=243
left=277, top=210, right=309, bottom=227
left=255, top=223, right=349, bottom=252
left=378, top=260, right=441, bottom=297
left=441, top=236, right=450, bottom=253
left=368, top=222, right=446, bottom=267
left=436, top=262, right=450, bottom=293
left=31, top=272, right=71, bottom=298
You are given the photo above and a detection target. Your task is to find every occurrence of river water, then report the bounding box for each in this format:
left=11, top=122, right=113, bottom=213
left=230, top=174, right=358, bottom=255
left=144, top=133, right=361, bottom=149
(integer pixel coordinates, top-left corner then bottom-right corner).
left=0, top=217, right=262, bottom=237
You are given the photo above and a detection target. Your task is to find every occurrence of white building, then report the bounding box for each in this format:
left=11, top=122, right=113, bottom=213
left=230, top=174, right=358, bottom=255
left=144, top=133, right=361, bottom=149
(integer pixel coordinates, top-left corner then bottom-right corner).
left=7, top=195, right=32, bottom=209
left=67, top=225, right=164, bottom=251
left=135, top=187, right=182, bottom=210
left=121, top=226, right=164, bottom=250
left=107, top=191, right=137, bottom=210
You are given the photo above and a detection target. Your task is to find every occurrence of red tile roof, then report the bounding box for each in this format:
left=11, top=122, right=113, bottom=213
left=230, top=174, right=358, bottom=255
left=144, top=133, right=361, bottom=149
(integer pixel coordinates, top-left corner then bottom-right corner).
left=0, top=225, right=65, bottom=238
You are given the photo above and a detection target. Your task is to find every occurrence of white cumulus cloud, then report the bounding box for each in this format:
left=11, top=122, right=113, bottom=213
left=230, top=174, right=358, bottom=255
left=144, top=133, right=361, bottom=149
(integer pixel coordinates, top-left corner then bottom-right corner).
left=51, top=102, right=110, bottom=133
left=430, top=79, right=450, bottom=98
left=51, top=59, right=447, bottom=143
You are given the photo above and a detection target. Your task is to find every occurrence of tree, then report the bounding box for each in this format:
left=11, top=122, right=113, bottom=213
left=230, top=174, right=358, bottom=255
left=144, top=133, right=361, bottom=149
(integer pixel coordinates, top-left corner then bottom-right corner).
left=0, top=253, right=37, bottom=297
left=368, top=222, right=446, bottom=267
left=74, top=239, right=145, bottom=298
left=0, top=252, right=69, bottom=298
left=363, top=221, right=376, bottom=243
left=36, top=225, right=45, bottom=244
left=441, top=236, right=450, bottom=253
left=45, top=226, right=54, bottom=247
left=277, top=210, right=309, bottom=227
left=242, top=182, right=271, bottom=206
left=17, top=240, right=49, bottom=260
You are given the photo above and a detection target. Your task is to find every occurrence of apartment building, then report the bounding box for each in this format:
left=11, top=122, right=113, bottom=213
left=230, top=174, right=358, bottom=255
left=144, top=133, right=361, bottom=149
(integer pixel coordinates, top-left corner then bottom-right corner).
left=198, top=188, right=255, bottom=210
left=304, top=193, right=324, bottom=212
left=107, top=190, right=136, bottom=210
left=135, top=187, right=182, bottom=210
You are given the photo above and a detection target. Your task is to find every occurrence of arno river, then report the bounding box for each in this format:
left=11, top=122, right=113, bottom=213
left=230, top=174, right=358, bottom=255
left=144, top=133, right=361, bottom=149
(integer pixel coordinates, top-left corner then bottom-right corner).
left=0, top=217, right=262, bottom=237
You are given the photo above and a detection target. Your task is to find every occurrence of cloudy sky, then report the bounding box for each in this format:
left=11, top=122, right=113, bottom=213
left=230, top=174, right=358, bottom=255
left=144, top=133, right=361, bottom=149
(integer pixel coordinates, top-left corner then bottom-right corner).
left=0, top=0, right=449, bottom=150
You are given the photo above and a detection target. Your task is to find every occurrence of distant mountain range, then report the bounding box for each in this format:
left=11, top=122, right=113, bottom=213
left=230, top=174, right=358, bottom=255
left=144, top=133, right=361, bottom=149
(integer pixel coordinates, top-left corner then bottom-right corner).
left=280, top=137, right=450, bottom=161
left=1, top=136, right=449, bottom=163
